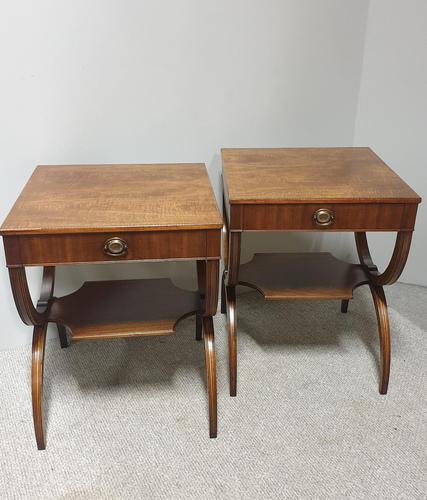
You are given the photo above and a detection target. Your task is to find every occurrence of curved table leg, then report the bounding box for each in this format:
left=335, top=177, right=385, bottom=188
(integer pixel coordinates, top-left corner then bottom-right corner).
left=355, top=231, right=413, bottom=286
left=221, top=200, right=229, bottom=316
left=203, top=316, right=217, bottom=438
left=9, top=267, right=50, bottom=326
left=225, top=229, right=241, bottom=396
left=32, top=323, right=48, bottom=450
left=37, top=267, right=68, bottom=349
left=354, top=232, right=406, bottom=394
left=341, top=299, right=349, bottom=313
left=369, top=284, right=391, bottom=394
left=8, top=267, right=56, bottom=449
left=226, top=285, right=237, bottom=397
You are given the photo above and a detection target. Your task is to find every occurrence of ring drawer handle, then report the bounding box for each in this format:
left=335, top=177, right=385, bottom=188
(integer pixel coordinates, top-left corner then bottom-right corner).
left=313, top=208, right=334, bottom=227
left=103, top=237, right=128, bottom=257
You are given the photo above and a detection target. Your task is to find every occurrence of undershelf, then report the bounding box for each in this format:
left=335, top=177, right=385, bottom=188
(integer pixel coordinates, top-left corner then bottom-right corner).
left=48, top=278, right=200, bottom=341
left=238, top=253, right=369, bottom=300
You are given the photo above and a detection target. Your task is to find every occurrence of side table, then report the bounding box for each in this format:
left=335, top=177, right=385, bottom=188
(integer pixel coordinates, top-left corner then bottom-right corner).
left=221, top=148, right=421, bottom=397
left=1, top=163, right=222, bottom=448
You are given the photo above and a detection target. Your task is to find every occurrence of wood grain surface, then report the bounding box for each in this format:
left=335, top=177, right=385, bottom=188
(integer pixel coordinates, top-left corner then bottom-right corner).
left=240, top=203, right=418, bottom=231
left=238, top=253, right=369, bottom=299
left=0, top=164, right=222, bottom=235
left=3, top=230, right=220, bottom=266
left=222, top=148, right=421, bottom=204
left=48, top=278, right=200, bottom=341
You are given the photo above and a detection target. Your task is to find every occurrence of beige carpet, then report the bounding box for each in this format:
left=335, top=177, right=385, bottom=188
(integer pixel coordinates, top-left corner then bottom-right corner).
left=0, top=283, right=426, bottom=499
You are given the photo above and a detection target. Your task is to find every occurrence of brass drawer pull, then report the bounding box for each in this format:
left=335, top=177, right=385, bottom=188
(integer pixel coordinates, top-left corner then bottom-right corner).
left=103, top=237, right=128, bottom=256
left=313, top=208, right=334, bottom=226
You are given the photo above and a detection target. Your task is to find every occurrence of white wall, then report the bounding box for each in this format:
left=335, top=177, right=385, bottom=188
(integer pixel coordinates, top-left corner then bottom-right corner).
left=354, top=0, right=427, bottom=285
left=0, top=0, right=371, bottom=348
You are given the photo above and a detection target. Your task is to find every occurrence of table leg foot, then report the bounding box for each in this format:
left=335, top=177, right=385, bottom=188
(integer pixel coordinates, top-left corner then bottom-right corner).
left=32, top=324, right=47, bottom=450
left=226, top=285, right=237, bottom=397
left=369, top=284, right=391, bottom=395
left=195, top=313, right=203, bottom=341
left=341, top=299, right=349, bottom=313
left=203, top=316, right=217, bottom=438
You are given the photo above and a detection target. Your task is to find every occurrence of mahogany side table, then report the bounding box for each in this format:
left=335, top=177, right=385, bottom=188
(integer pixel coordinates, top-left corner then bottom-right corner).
left=221, top=147, right=421, bottom=397
left=0, top=163, right=222, bottom=449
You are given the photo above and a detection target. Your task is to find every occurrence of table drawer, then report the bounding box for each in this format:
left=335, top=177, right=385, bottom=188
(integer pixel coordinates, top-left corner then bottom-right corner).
left=242, top=203, right=418, bottom=231
left=3, top=229, right=220, bottom=266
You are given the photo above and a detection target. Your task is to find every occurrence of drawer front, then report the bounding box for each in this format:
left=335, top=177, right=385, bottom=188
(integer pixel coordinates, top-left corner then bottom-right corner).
left=242, top=203, right=418, bottom=231
left=3, top=229, right=221, bottom=267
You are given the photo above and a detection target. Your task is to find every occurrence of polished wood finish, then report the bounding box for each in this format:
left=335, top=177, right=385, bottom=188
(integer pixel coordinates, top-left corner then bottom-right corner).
left=2, top=163, right=221, bottom=448
left=8, top=267, right=47, bottom=326
left=226, top=232, right=241, bottom=286
left=48, top=279, right=200, bottom=341
left=369, top=284, right=391, bottom=394
left=355, top=231, right=413, bottom=285
left=220, top=270, right=227, bottom=315
left=203, top=260, right=220, bottom=316
left=222, top=196, right=229, bottom=270
left=354, top=231, right=410, bottom=395
left=0, top=164, right=222, bottom=235
left=241, top=203, right=417, bottom=231
left=36, top=267, right=55, bottom=312
left=3, top=230, right=220, bottom=267
left=9, top=266, right=57, bottom=450
left=222, top=147, right=420, bottom=397
left=223, top=211, right=241, bottom=396
left=225, top=284, right=237, bottom=397
left=32, top=323, right=47, bottom=450
left=203, top=316, right=217, bottom=438
left=222, top=148, right=421, bottom=204
left=238, top=253, right=369, bottom=300
left=220, top=194, right=230, bottom=315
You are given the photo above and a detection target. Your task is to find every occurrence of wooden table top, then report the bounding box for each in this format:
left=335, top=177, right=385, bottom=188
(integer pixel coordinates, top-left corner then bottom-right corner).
left=222, top=148, right=421, bottom=204
left=0, top=164, right=222, bottom=235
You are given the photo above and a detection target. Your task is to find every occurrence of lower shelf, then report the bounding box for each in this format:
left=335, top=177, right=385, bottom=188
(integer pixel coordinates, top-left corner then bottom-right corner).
left=238, top=253, right=369, bottom=300
left=48, top=278, right=200, bottom=341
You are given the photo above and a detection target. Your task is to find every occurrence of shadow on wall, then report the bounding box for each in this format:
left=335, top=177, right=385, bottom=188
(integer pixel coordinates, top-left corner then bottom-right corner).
left=54, top=261, right=198, bottom=298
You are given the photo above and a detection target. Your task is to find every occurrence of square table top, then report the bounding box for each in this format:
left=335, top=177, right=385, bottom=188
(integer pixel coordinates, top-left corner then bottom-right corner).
left=222, top=147, right=421, bottom=205
left=0, top=164, right=222, bottom=235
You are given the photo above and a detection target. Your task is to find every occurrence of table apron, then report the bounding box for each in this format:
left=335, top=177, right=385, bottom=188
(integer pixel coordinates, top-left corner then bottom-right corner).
left=237, top=203, right=417, bottom=231
left=3, top=229, right=221, bottom=267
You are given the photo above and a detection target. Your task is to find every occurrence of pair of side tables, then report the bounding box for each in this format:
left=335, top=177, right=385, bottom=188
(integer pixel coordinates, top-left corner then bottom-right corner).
left=0, top=148, right=420, bottom=450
